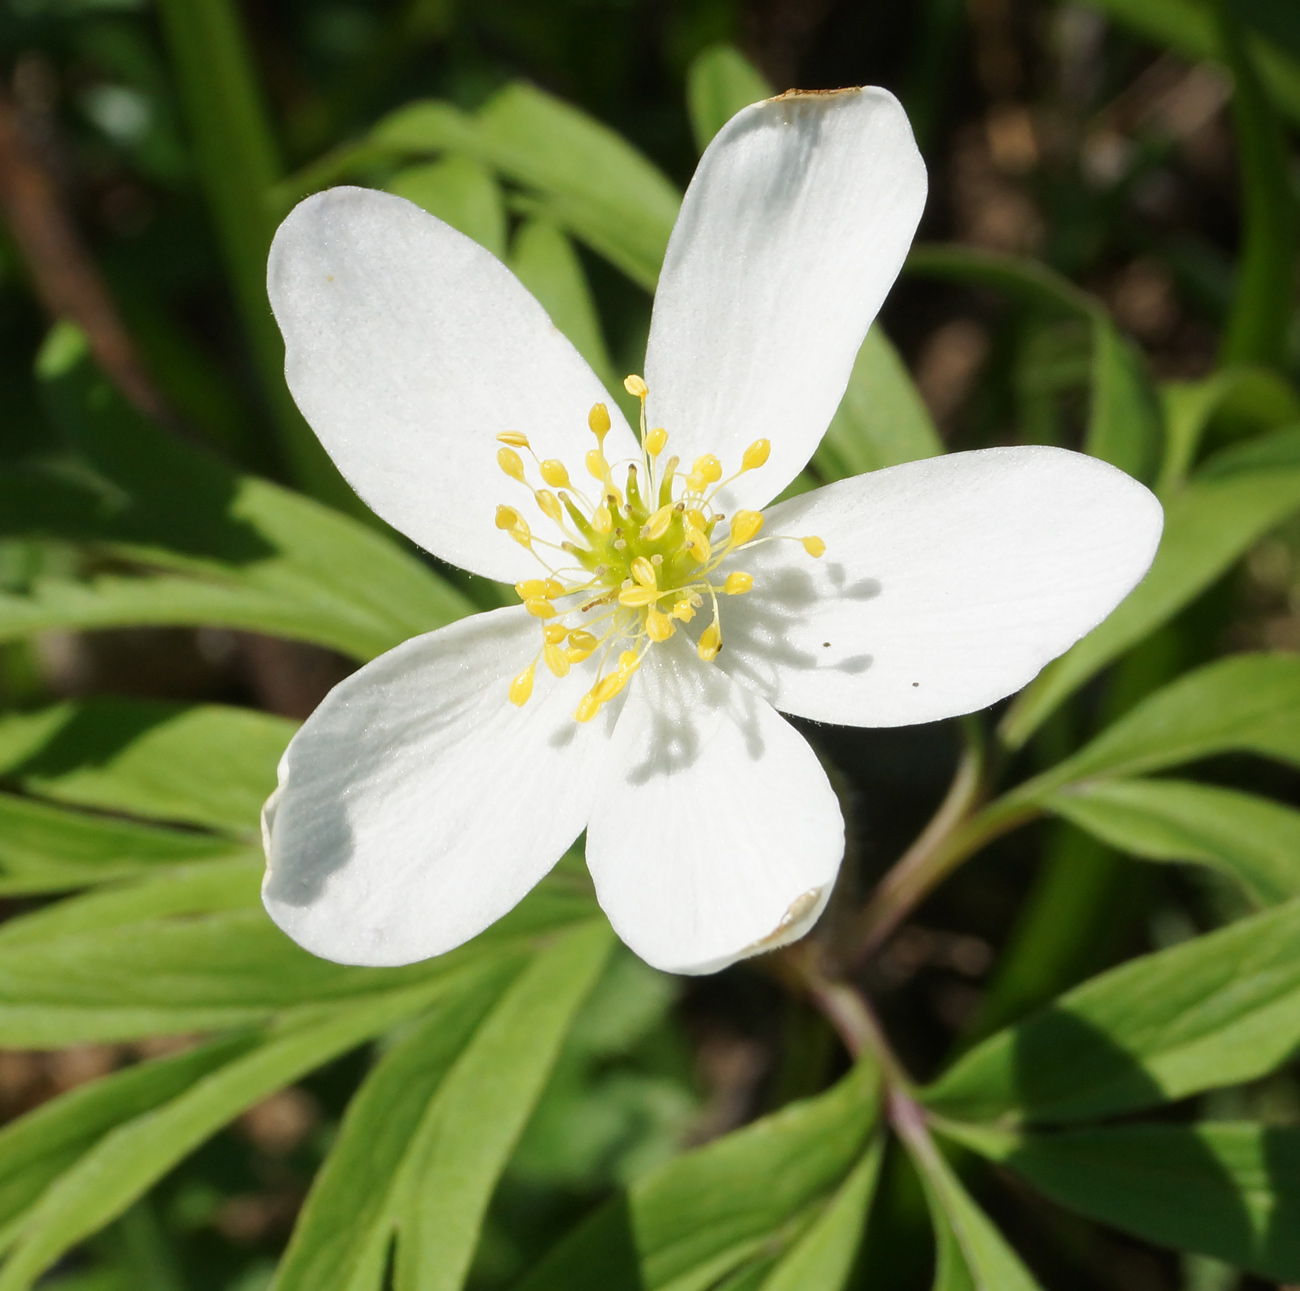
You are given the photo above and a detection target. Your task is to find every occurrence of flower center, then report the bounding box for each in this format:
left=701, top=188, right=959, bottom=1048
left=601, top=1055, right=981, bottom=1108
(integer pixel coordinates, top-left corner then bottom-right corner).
left=495, top=375, right=825, bottom=723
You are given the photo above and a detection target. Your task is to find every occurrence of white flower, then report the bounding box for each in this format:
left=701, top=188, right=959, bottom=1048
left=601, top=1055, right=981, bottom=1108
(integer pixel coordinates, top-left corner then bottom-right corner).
left=261, top=88, right=1162, bottom=976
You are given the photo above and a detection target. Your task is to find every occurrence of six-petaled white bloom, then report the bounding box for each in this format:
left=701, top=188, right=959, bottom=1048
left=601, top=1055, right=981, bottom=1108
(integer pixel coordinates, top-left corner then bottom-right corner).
left=261, top=87, right=1162, bottom=975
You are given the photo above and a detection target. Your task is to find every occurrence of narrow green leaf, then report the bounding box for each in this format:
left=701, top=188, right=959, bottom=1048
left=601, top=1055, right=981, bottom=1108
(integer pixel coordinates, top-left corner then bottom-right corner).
left=1000, top=472, right=1300, bottom=749
left=685, top=45, right=772, bottom=153
left=1016, top=654, right=1300, bottom=795
left=0, top=699, right=293, bottom=835
left=0, top=978, right=463, bottom=1290
left=509, top=219, right=616, bottom=391
left=1044, top=778, right=1300, bottom=906
left=516, top=1061, right=879, bottom=1291
left=924, top=898, right=1300, bottom=1125
left=0, top=794, right=240, bottom=894
left=812, top=325, right=943, bottom=481
left=395, top=921, right=613, bottom=1291
left=0, top=1037, right=256, bottom=1254
left=387, top=155, right=507, bottom=260
left=759, top=1137, right=883, bottom=1291
left=1198, top=424, right=1300, bottom=477
left=904, top=1127, right=1041, bottom=1290
left=960, top=1122, right=1300, bottom=1284
left=271, top=962, right=525, bottom=1291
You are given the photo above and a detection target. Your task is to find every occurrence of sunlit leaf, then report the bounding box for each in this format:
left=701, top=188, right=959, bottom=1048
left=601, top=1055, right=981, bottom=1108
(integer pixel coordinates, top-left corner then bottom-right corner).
left=387, top=154, right=507, bottom=259
left=686, top=45, right=772, bottom=153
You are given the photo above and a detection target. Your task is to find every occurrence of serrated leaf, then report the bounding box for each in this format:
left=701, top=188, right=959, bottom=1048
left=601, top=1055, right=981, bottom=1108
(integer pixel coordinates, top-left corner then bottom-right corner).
left=758, top=1137, right=883, bottom=1291
left=387, top=155, right=507, bottom=259
left=0, top=794, right=241, bottom=895
left=923, top=899, right=1300, bottom=1125
left=0, top=699, right=293, bottom=835
left=958, top=1122, right=1300, bottom=1284
left=811, top=325, right=943, bottom=481
left=1043, top=778, right=1300, bottom=906
left=1000, top=470, right=1300, bottom=748
left=395, top=920, right=613, bottom=1291
left=0, top=976, right=468, bottom=1290
left=271, top=961, right=525, bottom=1291
left=685, top=45, right=771, bottom=153
left=515, top=1060, right=879, bottom=1291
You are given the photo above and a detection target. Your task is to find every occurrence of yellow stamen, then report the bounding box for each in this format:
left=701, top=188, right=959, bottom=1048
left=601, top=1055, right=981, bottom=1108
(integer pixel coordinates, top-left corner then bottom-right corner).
left=742, top=439, right=771, bottom=471
left=544, top=579, right=566, bottom=599
left=524, top=597, right=556, bottom=618
left=645, top=427, right=668, bottom=456
left=497, top=432, right=530, bottom=448
left=544, top=643, right=571, bottom=678
left=802, top=536, right=827, bottom=557
left=543, top=622, right=568, bottom=645
left=724, top=572, right=754, bottom=595
left=540, top=459, right=570, bottom=488
left=685, top=525, right=711, bottom=562
left=730, top=510, right=764, bottom=545
left=624, top=374, right=648, bottom=399
left=536, top=490, right=563, bottom=523
left=642, top=505, right=674, bottom=541
left=568, top=629, right=597, bottom=652
left=574, top=692, right=602, bottom=723
left=646, top=607, right=675, bottom=641
left=692, top=454, right=722, bottom=484
left=631, top=557, right=657, bottom=588
left=497, top=447, right=526, bottom=482
left=593, top=504, right=613, bottom=535
left=515, top=578, right=547, bottom=599
left=586, top=448, right=607, bottom=481
left=509, top=663, right=535, bottom=706
left=496, top=505, right=523, bottom=531
left=588, top=403, right=611, bottom=440
left=698, top=622, right=722, bottom=662
left=671, top=598, right=696, bottom=622
left=619, top=584, right=660, bottom=607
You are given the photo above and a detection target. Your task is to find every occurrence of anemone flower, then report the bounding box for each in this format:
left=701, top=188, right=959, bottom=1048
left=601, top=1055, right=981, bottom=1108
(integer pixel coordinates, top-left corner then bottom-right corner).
left=261, top=87, right=1162, bottom=975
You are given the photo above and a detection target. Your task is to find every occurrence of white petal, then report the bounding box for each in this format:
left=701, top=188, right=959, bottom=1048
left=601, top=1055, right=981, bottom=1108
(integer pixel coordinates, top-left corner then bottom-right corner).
left=268, top=187, right=637, bottom=582
left=716, top=447, right=1164, bottom=727
left=262, top=606, right=613, bottom=966
left=644, top=89, right=926, bottom=510
left=586, top=637, right=843, bottom=975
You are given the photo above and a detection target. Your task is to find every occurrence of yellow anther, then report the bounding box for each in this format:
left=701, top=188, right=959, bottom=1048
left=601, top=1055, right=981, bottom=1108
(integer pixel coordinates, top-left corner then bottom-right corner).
left=724, top=572, right=754, bottom=595
left=497, top=431, right=530, bottom=448
left=524, top=597, right=556, bottom=618
left=496, top=505, right=524, bottom=531
left=686, top=526, right=711, bottom=562
left=685, top=471, right=706, bottom=493
left=588, top=403, right=612, bottom=440
left=593, top=504, right=613, bottom=534
left=742, top=439, right=771, bottom=471
left=624, top=374, right=648, bottom=399
left=730, top=510, right=764, bottom=545
left=586, top=448, right=607, bottom=481
left=567, top=645, right=596, bottom=664
left=497, top=447, right=526, bottom=482
left=646, top=607, right=675, bottom=642
left=631, top=557, right=657, bottom=588
left=568, top=629, right=597, bottom=652
left=544, top=622, right=568, bottom=645
left=802, top=535, right=827, bottom=557
left=698, top=622, right=722, bottom=662
left=544, top=579, right=566, bottom=598
left=671, top=598, right=696, bottom=622
left=642, top=505, right=674, bottom=541
left=593, top=671, right=627, bottom=704
left=645, top=427, right=668, bottom=456
left=619, top=584, right=660, bottom=607
left=574, top=692, right=602, bottom=723
left=692, top=454, right=723, bottom=484
left=686, top=508, right=707, bottom=533
left=540, top=459, right=570, bottom=488
left=509, top=663, right=535, bottom=706
left=618, top=650, right=640, bottom=672
left=544, top=643, right=571, bottom=678
left=536, top=490, right=563, bottom=523
left=515, top=578, right=547, bottom=599
left=606, top=484, right=624, bottom=509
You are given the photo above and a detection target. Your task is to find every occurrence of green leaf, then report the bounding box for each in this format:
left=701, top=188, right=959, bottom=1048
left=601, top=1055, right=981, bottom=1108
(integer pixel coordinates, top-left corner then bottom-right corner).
left=0, top=977, right=465, bottom=1290
left=387, top=155, right=507, bottom=260
left=1015, top=654, right=1300, bottom=795
left=271, top=961, right=525, bottom=1291
left=0, top=794, right=243, bottom=895
left=923, top=898, right=1300, bottom=1125
left=685, top=45, right=772, bottom=153
left=394, top=920, right=614, bottom=1291
left=811, top=325, right=944, bottom=481
left=0, top=699, right=293, bottom=835
left=515, top=1061, right=879, bottom=1291
left=0, top=1036, right=256, bottom=1254
left=758, top=1137, right=883, bottom=1291
left=903, top=1125, right=1041, bottom=1290
left=509, top=218, right=616, bottom=391
left=1198, top=424, right=1300, bottom=477
left=958, top=1122, right=1300, bottom=1284
left=1043, top=778, right=1300, bottom=907
left=1000, top=472, right=1300, bottom=749
left=10, top=326, right=470, bottom=659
